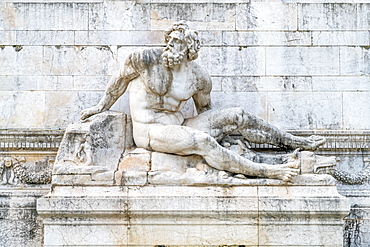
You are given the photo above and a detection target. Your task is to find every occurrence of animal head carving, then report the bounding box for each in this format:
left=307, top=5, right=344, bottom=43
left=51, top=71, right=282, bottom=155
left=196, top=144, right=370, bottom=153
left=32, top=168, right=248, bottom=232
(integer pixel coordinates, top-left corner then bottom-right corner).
left=289, top=149, right=338, bottom=175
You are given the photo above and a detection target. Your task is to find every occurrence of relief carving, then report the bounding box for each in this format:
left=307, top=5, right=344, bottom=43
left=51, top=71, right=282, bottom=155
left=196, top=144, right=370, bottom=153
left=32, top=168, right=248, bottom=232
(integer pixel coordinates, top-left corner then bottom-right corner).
left=74, top=134, right=94, bottom=166
left=0, top=156, right=53, bottom=185
left=333, top=157, right=370, bottom=185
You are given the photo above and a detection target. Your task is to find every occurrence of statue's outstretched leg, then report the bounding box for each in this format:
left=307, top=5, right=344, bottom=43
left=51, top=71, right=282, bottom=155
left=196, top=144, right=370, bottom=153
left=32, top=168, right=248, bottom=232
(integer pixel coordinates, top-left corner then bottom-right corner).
left=184, top=107, right=325, bottom=151
left=147, top=124, right=299, bottom=182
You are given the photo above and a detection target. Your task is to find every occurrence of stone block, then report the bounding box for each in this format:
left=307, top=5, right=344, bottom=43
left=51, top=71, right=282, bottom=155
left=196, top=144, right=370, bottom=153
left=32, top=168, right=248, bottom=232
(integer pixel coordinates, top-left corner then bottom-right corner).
left=298, top=3, right=359, bottom=30
left=195, top=46, right=226, bottom=75
left=0, top=91, right=46, bottom=129
left=73, top=75, right=110, bottom=91
left=127, top=224, right=258, bottom=246
left=312, top=76, right=370, bottom=91
left=259, top=224, right=343, bottom=246
left=55, top=111, right=131, bottom=171
left=343, top=92, right=370, bottom=129
left=150, top=3, right=236, bottom=30
left=43, top=223, right=128, bottom=246
left=223, top=47, right=265, bottom=75
left=116, top=148, right=151, bottom=186
left=42, top=46, right=118, bottom=76
left=119, top=148, right=151, bottom=173
left=37, top=185, right=350, bottom=246
left=340, top=46, right=370, bottom=75
left=75, top=30, right=164, bottom=46
left=258, top=186, right=349, bottom=246
left=197, top=47, right=265, bottom=76
left=266, top=92, right=342, bottom=130
left=52, top=172, right=115, bottom=186
left=211, top=91, right=267, bottom=119
left=0, top=46, right=43, bottom=76
left=0, top=31, right=15, bottom=45
left=89, top=2, right=150, bottom=31
left=0, top=75, right=74, bottom=93
left=0, top=3, right=89, bottom=31
left=312, top=31, right=370, bottom=46
left=236, top=3, right=298, bottom=31
left=198, top=30, right=223, bottom=46
left=0, top=75, right=38, bottom=91
left=52, top=111, right=133, bottom=186
left=221, top=76, right=313, bottom=92
left=357, top=4, right=370, bottom=30
left=44, top=91, right=104, bottom=129
left=223, top=31, right=312, bottom=46
left=265, top=47, right=340, bottom=76
left=15, top=31, right=75, bottom=46
left=52, top=174, right=95, bottom=186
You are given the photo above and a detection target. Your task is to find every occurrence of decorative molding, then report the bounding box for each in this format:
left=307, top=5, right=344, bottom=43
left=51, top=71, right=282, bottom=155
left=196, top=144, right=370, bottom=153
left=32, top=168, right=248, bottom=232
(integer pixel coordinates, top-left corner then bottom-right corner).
left=0, top=129, right=64, bottom=151
left=1, top=129, right=369, bottom=152
left=1, top=129, right=369, bottom=186
left=245, top=130, right=370, bottom=152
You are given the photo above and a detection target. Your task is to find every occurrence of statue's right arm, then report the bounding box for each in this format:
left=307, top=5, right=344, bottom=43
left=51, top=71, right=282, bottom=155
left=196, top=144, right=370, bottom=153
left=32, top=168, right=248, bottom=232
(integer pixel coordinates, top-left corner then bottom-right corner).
left=80, top=54, right=140, bottom=120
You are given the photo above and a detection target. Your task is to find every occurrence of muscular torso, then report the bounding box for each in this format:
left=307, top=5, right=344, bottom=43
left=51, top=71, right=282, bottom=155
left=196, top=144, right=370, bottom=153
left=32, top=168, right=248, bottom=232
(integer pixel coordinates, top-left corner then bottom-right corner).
left=129, top=63, right=199, bottom=125
left=123, top=48, right=211, bottom=148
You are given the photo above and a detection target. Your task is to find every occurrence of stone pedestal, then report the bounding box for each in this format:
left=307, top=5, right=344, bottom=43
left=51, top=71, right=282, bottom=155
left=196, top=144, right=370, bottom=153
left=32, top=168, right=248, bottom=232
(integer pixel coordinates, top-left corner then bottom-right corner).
left=37, top=183, right=350, bottom=247
left=1, top=186, right=50, bottom=247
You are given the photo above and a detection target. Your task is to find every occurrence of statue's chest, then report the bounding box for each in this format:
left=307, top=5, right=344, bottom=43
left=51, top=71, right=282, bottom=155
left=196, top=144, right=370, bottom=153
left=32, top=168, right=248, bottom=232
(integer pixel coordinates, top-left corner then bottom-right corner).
left=141, top=64, right=172, bottom=96
left=142, top=65, right=197, bottom=101
left=166, top=71, right=197, bottom=101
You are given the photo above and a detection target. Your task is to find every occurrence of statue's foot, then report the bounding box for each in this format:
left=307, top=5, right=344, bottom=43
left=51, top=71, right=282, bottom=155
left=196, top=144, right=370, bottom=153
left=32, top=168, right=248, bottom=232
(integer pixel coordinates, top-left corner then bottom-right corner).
left=291, top=135, right=326, bottom=151
left=265, top=161, right=300, bottom=182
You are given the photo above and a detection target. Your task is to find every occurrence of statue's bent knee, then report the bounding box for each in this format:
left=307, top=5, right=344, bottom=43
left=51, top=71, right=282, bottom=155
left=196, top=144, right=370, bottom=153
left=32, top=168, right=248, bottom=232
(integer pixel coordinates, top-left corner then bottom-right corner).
left=228, top=107, right=245, bottom=126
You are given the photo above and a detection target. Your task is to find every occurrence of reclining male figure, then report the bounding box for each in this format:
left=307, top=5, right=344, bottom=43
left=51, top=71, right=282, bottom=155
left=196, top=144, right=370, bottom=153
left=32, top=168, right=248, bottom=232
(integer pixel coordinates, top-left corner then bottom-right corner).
left=81, top=21, right=326, bottom=182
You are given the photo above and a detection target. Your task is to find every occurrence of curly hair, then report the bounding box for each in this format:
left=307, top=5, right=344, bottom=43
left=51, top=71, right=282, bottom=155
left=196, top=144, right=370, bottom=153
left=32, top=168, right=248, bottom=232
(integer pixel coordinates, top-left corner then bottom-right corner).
left=164, top=20, right=201, bottom=61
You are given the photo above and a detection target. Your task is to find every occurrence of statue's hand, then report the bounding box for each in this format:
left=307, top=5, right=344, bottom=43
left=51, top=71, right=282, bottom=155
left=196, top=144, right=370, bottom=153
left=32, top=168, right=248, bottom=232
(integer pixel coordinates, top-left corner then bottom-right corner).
left=80, top=106, right=101, bottom=120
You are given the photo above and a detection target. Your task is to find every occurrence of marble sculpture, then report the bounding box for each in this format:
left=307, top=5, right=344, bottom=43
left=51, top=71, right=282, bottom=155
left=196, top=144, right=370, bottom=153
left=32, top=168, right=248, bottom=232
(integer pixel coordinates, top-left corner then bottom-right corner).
left=78, top=21, right=329, bottom=182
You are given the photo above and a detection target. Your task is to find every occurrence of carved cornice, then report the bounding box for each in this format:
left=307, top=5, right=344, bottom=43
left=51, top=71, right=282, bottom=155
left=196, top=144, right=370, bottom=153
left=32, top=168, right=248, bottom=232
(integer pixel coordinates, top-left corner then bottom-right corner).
left=0, top=129, right=369, bottom=186
left=250, top=130, right=370, bottom=153
left=0, top=129, right=64, bottom=151
left=1, top=129, right=369, bottom=153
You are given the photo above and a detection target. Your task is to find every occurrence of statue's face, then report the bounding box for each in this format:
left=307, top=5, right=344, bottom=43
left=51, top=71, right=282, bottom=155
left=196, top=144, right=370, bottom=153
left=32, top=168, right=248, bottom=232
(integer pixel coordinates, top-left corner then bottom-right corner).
left=165, top=31, right=187, bottom=53
left=162, top=31, right=188, bottom=68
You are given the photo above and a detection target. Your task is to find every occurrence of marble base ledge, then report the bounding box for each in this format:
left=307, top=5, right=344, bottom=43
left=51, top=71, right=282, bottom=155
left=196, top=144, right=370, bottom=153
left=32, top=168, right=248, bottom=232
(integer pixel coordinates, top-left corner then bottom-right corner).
left=37, top=185, right=350, bottom=247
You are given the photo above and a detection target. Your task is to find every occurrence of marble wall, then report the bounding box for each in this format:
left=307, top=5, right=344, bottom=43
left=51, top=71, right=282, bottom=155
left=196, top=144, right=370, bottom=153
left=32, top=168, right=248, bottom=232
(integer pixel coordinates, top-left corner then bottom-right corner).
left=0, top=0, right=369, bottom=131
left=0, top=0, right=369, bottom=246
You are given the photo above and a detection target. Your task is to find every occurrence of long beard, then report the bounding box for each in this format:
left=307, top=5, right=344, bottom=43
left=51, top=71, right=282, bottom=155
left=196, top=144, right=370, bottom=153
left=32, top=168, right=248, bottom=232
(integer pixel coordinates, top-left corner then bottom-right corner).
left=162, top=47, right=186, bottom=68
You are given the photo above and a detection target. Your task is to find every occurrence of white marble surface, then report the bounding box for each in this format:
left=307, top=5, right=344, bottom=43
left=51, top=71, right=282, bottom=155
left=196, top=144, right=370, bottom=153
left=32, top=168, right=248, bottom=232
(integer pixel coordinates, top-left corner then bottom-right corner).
left=236, top=2, right=298, bottom=31
left=0, top=2, right=369, bottom=247
left=37, top=185, right=350, bottom=246
left=0, top=2, right=369, bottom=131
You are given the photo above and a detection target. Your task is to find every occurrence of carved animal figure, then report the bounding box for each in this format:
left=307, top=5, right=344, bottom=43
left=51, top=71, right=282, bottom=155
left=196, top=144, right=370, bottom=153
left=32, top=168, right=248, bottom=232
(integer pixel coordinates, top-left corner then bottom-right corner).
left=288, top=149, right=338, bottom=175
